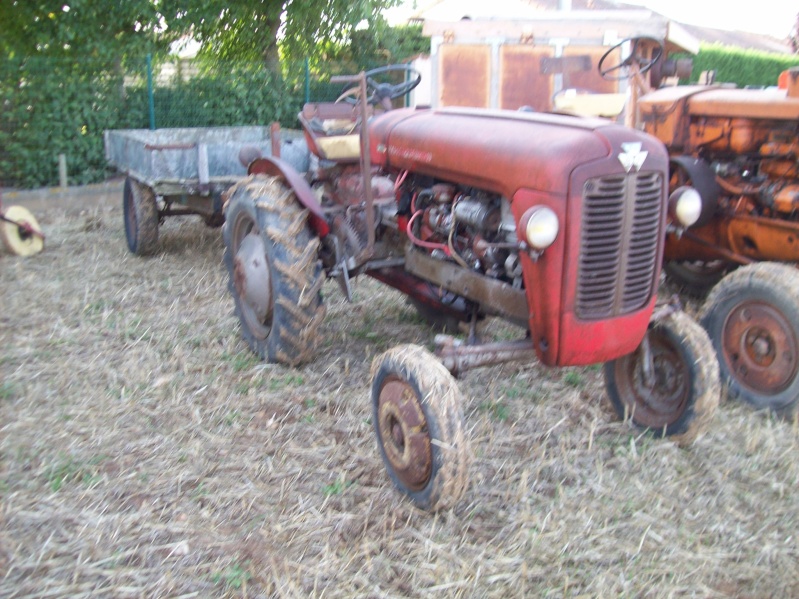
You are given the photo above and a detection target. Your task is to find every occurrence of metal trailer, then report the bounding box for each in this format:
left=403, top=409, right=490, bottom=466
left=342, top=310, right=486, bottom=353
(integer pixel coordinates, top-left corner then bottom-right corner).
left=104, top=125, right=309, bottom=255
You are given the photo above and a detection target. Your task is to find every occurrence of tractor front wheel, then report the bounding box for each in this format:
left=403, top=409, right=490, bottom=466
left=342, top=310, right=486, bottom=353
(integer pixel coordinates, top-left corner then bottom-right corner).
left=700, top=262, right=799, bottom=417
left=223, top=175, right=326, bottom=366
left=604, top=311, right=720, bottom=445
left=371, top=345, right=470, bottom=510
left=123, top=177, right=159, bottom=256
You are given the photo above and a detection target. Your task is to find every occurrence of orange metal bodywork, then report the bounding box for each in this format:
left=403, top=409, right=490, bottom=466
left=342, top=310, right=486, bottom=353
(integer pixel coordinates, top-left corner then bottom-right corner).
left=640, top=77, right=799, bottom=266
left=666, top=213, right=799, bottom=264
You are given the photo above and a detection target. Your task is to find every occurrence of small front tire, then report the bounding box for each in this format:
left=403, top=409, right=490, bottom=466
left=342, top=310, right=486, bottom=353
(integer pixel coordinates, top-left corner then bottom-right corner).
left=604, top=311, right=720, bottom=446
left=371, top=345, right=470, bottom=510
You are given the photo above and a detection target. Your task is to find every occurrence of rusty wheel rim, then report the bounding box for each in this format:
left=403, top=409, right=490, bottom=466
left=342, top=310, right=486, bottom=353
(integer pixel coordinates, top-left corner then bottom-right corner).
left=617, top=334, right=689, bottom=428
left=377, top=376, right=432, bottom=492
left=231, top=215, right=273, bottom=340
left=721, top=301, right=799, bottom=395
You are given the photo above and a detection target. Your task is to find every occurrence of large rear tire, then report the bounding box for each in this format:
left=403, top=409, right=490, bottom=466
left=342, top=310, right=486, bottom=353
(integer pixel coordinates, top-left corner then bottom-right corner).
left=604, top=311, right=720, bottom=446
left=223, top=175, right=326, bottom=366
left=700, top=262, right=799, bottom=417
left=123, top=177, right=159, bottom=256
left=371, top=345, right=470, bottom=510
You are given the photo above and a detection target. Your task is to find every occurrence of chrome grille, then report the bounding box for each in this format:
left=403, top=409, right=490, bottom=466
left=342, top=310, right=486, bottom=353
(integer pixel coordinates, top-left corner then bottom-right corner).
left=576, top=172, right=662, bottom=320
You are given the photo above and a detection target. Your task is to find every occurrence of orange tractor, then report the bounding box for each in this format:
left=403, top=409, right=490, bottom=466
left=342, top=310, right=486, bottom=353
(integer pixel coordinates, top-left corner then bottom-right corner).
left=634, top=55, right=799, bottom=417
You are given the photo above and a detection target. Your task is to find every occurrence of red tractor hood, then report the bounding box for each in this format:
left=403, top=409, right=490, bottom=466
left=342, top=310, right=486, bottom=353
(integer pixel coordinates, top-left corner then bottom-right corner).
left=369, top=107, right=639, bottom=197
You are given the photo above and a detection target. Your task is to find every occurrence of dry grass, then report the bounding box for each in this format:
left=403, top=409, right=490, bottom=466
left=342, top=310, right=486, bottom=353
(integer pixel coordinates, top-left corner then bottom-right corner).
left=1, top=195, right=798, bottom=598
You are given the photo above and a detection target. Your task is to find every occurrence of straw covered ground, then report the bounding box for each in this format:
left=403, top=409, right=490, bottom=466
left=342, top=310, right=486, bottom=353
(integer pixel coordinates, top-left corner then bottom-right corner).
left=1, top=193, right=798, bottom=598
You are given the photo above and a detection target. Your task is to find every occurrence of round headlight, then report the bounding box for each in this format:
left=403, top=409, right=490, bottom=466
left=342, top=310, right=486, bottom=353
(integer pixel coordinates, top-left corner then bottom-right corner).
left=669, top=186, right=702, bottom=228
left=524, top=206, right=559, bottom=250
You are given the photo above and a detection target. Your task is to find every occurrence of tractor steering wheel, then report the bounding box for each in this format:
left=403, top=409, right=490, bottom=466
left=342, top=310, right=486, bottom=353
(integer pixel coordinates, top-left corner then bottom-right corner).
left=339, top=64, right=422, bottom=108
left=598, top=37, right=664, bottom=81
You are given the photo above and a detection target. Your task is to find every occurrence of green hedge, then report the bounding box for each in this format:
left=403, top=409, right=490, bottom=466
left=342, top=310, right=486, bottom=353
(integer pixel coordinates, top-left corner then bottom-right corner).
left=687, top=43, right=799, bottom=87
left=0, top=57, right=307, bottom=189
left=1, top=59, right=133, bottom=188
left=3, top=40, right=799, bottom=190
left=0, top=53, right=396, bottom=189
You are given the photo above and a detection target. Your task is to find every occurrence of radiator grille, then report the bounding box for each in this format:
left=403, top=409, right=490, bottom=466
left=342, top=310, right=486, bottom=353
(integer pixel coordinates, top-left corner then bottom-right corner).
left=576, top=172, right=662, bottom=320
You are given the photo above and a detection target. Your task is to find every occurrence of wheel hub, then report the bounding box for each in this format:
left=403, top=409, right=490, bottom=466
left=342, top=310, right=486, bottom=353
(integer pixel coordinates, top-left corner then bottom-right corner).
left=613, top=332, right=689, bottom=428
left=377, top=378, right=432, bottom=492
left=633, top=346, right=688, bottom=425
left=722, top=302, right=798, bottom=394
left=234, top=233, right=272, bottom=331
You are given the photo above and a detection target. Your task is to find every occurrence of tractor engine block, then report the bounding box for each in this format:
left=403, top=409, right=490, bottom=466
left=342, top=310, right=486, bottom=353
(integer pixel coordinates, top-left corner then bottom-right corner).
left=406, top=182, right=523, bottom=287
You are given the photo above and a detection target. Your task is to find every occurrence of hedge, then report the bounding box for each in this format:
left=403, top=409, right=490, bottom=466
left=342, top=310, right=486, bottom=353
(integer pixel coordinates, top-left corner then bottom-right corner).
left=3, top=42, right=799, bottom=190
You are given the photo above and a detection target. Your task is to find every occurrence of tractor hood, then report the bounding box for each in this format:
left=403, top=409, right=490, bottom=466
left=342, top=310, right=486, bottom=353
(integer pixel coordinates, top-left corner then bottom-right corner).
left=369, top=107, right=660, bottom=198
left=640, top=85, right=799, bottom=121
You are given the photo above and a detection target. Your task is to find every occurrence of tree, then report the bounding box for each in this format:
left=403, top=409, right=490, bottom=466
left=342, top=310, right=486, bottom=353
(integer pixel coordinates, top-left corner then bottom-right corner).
left=0, top=0, right=170, bottom=62
left=162, top=0, right=401, bottom=70
left=791, top=12, right=799, bottom=54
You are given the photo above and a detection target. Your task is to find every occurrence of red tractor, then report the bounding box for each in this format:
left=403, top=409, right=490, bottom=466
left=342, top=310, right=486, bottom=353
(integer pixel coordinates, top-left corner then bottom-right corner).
left=223, top=66, right=718, bottom=510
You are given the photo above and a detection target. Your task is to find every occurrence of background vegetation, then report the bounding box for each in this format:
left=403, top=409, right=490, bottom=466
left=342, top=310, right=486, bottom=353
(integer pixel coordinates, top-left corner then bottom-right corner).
left=1, top=0, right=798, bottom=189
left=685, top=43, right=799, bottom=87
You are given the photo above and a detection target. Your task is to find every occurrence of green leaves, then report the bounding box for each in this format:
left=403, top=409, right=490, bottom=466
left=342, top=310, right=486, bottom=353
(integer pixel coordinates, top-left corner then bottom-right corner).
left=0, top=56, right=303, bottom=188
left=686, top=43, right=799, bottom=88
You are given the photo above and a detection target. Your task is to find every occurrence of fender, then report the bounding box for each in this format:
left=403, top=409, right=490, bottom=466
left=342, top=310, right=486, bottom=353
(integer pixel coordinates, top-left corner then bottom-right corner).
left=248, top=156, right=330, bottom=237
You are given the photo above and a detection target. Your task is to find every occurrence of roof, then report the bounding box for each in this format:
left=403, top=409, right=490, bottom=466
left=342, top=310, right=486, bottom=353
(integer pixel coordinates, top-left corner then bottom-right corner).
left=677, top=23, right=793, bottom=55
left=402, top=0, right=794, bottom=55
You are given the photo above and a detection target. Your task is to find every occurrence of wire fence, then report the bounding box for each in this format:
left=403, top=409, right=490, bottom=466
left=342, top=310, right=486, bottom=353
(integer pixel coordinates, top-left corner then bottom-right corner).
left=0, top=53, right=385, bottom=189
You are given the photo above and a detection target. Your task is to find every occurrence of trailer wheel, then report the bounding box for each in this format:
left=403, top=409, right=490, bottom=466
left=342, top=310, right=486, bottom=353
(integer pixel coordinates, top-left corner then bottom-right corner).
left=700, top=263, right=799, bottom=417
left=663, top=260, right=731, bottom=298
left=123, top=177, right=159, bottom=255
left=371, top=344, right=470, bottom=511
left=223, top=175, right=326, bottom=366
left=604, top=311, right=720, bottom=446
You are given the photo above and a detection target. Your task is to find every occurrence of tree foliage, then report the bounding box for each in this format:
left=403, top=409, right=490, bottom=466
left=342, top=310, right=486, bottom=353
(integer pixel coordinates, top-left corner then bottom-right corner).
left=0, top=0, right=170, bottom=62
left=163, top=0, right=401, bottom=69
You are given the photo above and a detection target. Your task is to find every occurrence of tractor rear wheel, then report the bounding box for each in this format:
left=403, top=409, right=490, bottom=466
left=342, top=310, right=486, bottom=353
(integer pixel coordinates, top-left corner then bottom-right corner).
left=371, top=344, right=470, bottom=510
left=700, top=262, right=799, bottom=417
left=223, top=175, right=326, bottom=366
left=123, top=177, right=159, bottom=255
left=604, top=311, right=720, bottom=446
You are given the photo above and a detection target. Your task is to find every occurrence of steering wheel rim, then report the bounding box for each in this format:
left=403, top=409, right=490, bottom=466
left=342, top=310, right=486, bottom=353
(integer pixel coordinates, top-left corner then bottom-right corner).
left=598, top=37, right=664, bottom=81
left=340, top=64, right=422, bottom=106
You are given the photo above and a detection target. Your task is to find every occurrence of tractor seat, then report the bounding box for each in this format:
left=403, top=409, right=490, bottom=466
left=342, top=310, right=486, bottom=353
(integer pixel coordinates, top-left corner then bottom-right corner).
left=553, top=89, right=627, bottom=118
left=301, top=103, right=364, bottom=162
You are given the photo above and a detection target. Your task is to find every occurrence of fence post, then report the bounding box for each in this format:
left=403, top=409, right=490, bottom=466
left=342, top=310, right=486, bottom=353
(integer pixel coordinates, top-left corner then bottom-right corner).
left=58, top=154, right=67, bottom=188
left=147, top=54, right=156, bottom=130
left=305, top=58, right=310, bottom=104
